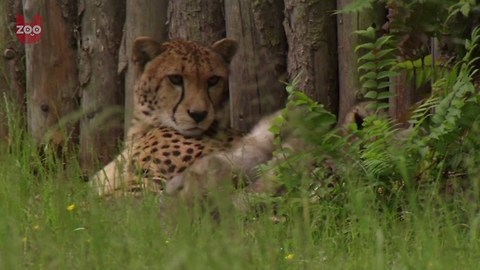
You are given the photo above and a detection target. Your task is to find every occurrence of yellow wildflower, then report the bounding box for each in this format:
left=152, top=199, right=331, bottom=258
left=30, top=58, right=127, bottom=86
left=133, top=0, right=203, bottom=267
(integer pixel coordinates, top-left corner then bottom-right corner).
left=66, top=204, right=75, bottom=211
left=285, top=253, right=294, bottom=260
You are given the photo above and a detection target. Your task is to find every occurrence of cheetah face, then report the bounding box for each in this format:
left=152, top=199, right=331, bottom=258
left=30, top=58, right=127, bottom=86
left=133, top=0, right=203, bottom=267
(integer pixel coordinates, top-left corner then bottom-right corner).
left=132, top=37, right=238, bottom=137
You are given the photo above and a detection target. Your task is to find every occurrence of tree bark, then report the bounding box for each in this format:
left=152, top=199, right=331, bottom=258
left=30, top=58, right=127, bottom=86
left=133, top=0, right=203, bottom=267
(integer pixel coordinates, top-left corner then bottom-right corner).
left=336, top=0, right=385, bottom=123
left=0, top=0, right=25, bottom=141
left=24, top=0, right=79, bottom=147
left=122, top=0, right=168, bottom=133
left=167, top=0, right=225, bottom=44
left=225, top=0, right=287, bottom=131
left=284, top=0, right=338, bottom=114
left=78, top=0, right=126, bottom=173
left=1, top=0, right=25, bottom=108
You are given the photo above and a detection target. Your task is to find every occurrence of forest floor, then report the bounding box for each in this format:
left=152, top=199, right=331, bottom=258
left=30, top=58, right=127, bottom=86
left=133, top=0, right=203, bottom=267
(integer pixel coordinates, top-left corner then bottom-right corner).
left=0, top=122, right=479, bottom=270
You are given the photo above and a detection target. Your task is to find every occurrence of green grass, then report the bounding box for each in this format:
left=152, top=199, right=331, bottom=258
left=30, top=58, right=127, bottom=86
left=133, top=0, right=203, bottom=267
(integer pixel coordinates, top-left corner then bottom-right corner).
left=0, top=108, right=479, bottom=269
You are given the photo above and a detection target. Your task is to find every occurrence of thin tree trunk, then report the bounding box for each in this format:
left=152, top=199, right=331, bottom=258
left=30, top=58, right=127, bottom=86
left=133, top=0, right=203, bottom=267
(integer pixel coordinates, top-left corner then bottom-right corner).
left=122, top=0, right=168, bottom=133
left=390, top=65, right=430, bottom=123
left=225, top=0, right=287, bottom=131
left=24, top=0, right=79, bottom=147
left=167, top=0, right=225, bottom=44
left=0, top=0, right=25, bottom=141
left=78, top=0, right=126, bottom=173
left=336, top=0, right=385, bottom=123
left=388, top=25, right=434, bottom=122
left=284, top=0, right=338, bottom=114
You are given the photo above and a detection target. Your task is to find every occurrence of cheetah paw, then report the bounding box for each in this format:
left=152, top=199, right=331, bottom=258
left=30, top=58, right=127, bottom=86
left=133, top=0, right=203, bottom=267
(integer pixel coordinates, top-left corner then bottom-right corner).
left=166, top=154, right=236, bottom=201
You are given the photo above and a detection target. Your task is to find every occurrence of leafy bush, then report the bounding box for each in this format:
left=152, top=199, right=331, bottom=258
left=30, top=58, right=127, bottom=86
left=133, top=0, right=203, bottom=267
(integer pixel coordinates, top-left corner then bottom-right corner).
left=264, top=24, right=480, bottom=218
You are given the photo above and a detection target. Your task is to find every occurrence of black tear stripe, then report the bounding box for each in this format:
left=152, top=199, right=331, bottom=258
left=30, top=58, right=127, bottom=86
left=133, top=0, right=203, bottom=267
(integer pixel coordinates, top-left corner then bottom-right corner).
left=206, top=84, right=213, bottom=103
left=172, top=84, right=185, bottom=124
left=205, top=57, right=215, bottom=103
left=207, top=87, right=213, bottom=104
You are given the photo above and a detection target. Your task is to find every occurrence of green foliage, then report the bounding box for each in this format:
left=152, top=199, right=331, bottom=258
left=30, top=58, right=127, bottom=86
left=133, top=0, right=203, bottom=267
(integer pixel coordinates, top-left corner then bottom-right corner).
left=340, top=0, right=468, bottom=36
left=269, top=24, right=480, bottom=217
left=347, top=0, right=479, bottom=102
left=265, top=78, right=339, bottom=198
left=357, top=116, right=397, bottom=178
left=408, top=26, right=480, bottom=180
left=355, top=27, right=398, bottom=109
left=446, top=0, right=477, bottom=23
left=395, top=55, right=448, bottom=88
left=279, top=81, right=337, bottom=145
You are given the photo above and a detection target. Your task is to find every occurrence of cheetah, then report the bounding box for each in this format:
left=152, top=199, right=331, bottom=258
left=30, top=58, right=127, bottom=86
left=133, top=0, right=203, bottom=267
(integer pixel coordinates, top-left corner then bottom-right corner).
left=92, top=36, right=377, bottom=200
left=91, top=36, right=242, bottom=196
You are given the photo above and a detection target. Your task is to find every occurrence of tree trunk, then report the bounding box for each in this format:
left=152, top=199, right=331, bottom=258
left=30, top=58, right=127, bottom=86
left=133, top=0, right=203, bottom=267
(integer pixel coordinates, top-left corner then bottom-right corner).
left=336, top=0, right=385, bottom=124
left=225, top=0, right=287, bottom=131
left=24, top=0, right=79, bottom=147
left=0, top=0, right=25, bottom=141
left=78, top=0, right=126, bottom=173
left=167, top=0, right=225, bottom=44
left=389, top=64, right=431, bottom=124
left=284, top=0, right=338, bottom=114
left=122, top=0, right=168, bottom=133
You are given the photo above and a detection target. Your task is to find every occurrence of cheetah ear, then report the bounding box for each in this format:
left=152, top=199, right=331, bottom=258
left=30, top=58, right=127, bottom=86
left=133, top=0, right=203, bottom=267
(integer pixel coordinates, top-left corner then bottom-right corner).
left=132, top=37, right=166, bottom=71
left=211, top=38, right=238, bottom=64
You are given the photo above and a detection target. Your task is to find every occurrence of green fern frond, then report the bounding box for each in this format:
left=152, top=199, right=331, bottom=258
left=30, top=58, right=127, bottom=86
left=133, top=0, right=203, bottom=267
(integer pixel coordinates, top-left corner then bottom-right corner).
left=355, top=27, right=399, bottom=106
left=408, top=95, right=441, bottom=127
left=355, top=116, right=399, bottom=178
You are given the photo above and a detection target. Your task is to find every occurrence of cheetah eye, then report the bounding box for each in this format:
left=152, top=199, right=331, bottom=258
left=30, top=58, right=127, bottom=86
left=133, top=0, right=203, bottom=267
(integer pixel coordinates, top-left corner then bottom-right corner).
left=168, top=75, right=183, bottom=86
left=207, top=76, right=221, bottom=87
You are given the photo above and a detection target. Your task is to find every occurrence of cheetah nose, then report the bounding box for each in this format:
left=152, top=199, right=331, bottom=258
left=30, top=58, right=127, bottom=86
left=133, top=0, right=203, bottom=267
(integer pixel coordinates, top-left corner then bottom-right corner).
left=187, top=110, right=208, bottom=123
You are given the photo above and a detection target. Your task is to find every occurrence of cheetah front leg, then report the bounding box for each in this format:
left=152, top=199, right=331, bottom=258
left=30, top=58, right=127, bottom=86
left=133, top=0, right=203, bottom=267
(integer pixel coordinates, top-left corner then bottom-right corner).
left=166, top=112, right=281, bottom=200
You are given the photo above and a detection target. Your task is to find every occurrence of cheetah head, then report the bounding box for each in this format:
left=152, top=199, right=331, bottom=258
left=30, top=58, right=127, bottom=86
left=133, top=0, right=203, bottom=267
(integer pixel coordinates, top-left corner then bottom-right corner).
left=131, top=37, right=238, bottom=137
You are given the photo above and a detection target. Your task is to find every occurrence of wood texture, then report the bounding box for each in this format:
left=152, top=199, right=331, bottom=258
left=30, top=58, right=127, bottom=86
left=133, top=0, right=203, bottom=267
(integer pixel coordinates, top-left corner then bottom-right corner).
left=0, top=0, right=25, bottom=141
left=225, top=0, right=287, bottom=131
left=336, top=0, right=385, bottom=123
left=167, top=0, right=225, bottom=44
left=284, top=0, right=338, bottom=113
left=78, top=0, right=125, bottom=172
left=122, top=0, right=169, bottom=133
left=24, top=0, right=79, bottom=146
